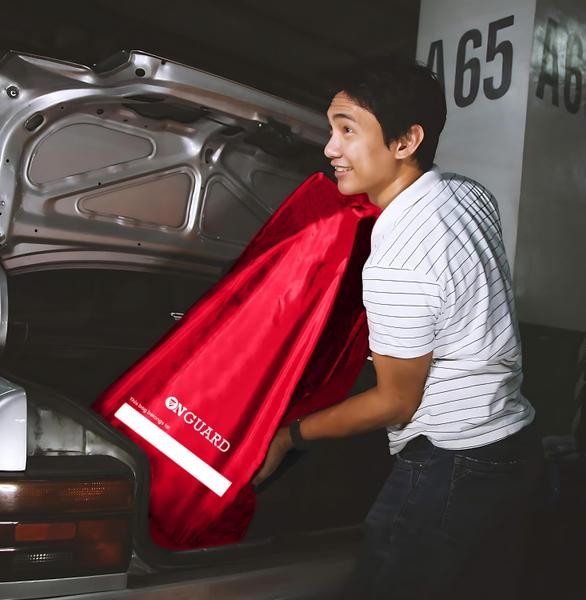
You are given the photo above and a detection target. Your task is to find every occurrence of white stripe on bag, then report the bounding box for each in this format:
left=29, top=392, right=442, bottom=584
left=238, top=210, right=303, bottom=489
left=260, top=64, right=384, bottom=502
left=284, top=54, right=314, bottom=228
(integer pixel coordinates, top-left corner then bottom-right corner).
left=114, top=403, right=232, bottom=497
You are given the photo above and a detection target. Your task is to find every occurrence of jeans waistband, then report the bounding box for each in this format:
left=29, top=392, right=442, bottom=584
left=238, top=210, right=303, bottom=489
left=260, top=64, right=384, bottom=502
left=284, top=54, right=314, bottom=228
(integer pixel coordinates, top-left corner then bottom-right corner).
left=400, top=421, right=540, bottom=462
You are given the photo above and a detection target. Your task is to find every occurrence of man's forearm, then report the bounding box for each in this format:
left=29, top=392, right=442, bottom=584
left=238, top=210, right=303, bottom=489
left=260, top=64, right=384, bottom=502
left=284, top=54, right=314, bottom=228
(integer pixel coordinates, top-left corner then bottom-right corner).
left=254, top=357, right=427, bottom=485
left=255, top=353, right=431, bottom=484
left=298, top=385, right=414, bottom=442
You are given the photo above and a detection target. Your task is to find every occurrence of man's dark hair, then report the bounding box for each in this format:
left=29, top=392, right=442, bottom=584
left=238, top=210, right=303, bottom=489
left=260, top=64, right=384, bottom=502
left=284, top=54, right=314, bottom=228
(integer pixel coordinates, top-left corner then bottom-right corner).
left=329, top=55, right=447, bottom=171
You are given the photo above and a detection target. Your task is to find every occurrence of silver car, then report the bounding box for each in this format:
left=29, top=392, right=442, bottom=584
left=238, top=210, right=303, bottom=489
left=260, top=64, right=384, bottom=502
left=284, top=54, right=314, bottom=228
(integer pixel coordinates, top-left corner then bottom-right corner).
left=0, top=49, right=387, bottom=600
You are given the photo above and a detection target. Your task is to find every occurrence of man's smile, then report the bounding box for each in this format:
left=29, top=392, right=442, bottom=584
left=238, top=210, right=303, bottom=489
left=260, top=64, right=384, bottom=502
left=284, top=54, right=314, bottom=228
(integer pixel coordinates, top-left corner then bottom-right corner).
left=333, top=165, right=353, bottom=176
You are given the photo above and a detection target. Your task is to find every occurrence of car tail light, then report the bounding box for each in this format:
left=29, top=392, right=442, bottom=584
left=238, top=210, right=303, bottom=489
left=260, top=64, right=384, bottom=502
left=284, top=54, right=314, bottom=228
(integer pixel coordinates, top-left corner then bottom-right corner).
left=0, top=480, right=132, bottom=514
left=0, top=457, right=134, bottom=582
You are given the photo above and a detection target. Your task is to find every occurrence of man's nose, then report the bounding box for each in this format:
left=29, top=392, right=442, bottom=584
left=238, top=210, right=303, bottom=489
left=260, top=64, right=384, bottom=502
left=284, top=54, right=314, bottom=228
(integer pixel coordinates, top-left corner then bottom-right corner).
left=324, top=135, right=341, bottom=159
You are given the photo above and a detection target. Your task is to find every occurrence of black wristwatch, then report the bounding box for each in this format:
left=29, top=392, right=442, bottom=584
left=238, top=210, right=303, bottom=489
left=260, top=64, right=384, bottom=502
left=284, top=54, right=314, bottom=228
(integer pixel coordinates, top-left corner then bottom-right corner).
left=289, top=418, right=309, bottom=451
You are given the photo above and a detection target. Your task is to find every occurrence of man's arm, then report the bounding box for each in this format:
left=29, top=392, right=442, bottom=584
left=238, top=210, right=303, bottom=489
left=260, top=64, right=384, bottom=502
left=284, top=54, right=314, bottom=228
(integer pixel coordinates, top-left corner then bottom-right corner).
left=252, top=350, right=433, bottom=486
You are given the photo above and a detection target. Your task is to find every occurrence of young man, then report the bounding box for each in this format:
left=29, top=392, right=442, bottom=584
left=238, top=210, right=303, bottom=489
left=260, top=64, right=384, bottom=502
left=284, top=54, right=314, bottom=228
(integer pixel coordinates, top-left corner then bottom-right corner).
left=253, top=56, right=545, bottom=599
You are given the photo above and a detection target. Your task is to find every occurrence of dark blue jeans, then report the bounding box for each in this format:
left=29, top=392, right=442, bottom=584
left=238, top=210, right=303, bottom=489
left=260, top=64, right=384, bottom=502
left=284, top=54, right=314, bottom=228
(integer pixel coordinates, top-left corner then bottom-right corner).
left=345, top=423, right=548, bottom=600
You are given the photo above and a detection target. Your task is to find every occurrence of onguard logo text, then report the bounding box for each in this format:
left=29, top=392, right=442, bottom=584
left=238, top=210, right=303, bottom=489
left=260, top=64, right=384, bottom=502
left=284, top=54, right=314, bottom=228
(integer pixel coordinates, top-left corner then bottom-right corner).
left=164, top=397, right=230, bottom=453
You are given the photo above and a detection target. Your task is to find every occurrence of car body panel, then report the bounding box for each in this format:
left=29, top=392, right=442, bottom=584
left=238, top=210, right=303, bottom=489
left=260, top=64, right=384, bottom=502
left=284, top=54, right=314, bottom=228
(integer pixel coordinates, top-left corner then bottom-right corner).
left=0, top=376, right=27, bottom=470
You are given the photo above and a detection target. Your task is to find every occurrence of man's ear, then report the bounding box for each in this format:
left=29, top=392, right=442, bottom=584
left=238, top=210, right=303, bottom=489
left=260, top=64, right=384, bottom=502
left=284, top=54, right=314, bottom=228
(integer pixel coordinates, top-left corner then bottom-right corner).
left=394, top=124, right=425, bottom=160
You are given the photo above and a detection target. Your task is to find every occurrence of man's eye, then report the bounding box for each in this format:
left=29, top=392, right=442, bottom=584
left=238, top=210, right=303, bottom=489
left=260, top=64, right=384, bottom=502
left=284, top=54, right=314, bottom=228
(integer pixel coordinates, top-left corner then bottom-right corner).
left=344, top=126, right=353, bottom=134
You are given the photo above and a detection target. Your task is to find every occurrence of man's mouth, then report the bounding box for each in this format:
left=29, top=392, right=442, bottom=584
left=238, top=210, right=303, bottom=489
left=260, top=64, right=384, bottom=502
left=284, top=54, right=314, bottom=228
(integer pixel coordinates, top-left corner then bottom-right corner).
left=333, top=166, right=352, bottom=173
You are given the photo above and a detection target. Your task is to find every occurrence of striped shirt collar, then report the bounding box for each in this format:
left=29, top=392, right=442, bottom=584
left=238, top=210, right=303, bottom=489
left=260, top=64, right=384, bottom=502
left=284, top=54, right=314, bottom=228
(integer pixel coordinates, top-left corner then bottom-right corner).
left=372, top=165, right=442, bottom=244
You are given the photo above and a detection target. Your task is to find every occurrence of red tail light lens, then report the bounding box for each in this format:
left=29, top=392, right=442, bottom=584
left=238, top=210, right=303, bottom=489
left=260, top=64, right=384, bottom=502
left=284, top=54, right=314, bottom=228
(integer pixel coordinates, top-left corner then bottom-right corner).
left=15, top=522, right=77, bottom=542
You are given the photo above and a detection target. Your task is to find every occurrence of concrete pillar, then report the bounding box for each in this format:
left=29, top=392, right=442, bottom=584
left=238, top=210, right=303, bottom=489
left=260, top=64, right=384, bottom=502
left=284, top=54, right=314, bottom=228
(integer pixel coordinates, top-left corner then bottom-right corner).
left=417, top=0, right=586, bottom=332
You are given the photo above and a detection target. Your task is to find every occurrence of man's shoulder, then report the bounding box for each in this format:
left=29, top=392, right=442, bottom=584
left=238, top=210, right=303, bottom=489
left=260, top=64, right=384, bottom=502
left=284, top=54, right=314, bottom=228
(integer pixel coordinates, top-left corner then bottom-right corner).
left=433, top=171, right=499, bottom=218
left=438, top=171, right=495, bottom=198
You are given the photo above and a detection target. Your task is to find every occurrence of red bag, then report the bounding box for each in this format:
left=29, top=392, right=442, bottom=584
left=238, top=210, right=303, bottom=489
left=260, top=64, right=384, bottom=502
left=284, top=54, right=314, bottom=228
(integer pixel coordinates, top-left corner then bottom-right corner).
left=92, top=173, right=380, bottom=549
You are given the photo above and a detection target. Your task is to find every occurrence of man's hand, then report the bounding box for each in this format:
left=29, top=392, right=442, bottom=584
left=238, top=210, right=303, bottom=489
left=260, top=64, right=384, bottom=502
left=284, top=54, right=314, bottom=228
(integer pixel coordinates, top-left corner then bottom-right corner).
left=252, top=426, right=294, bottom=486
left=252, top=350, right=432, bottom=486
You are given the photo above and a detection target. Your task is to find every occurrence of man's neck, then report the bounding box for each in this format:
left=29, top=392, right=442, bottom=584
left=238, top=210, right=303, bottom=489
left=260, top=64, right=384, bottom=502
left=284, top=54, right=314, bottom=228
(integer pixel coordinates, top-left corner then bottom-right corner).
left=371, top=164, right=425, bottom=211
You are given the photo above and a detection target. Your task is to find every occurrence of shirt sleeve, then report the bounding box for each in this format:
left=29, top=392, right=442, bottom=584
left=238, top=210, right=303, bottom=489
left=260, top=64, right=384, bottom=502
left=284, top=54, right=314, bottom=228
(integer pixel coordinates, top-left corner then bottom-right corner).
left=362, top=266, right=443, bottom=359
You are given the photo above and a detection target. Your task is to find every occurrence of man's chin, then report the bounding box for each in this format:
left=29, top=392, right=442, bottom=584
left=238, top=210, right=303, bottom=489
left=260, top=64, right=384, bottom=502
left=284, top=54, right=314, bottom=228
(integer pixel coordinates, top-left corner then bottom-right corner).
left=335, top=178, right=362, bottom=196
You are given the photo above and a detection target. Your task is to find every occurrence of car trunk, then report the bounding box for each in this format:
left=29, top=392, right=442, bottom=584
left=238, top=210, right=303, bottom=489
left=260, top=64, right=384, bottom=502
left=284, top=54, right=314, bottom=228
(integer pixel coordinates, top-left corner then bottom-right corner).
left=0, top=49, right=389, bottom=592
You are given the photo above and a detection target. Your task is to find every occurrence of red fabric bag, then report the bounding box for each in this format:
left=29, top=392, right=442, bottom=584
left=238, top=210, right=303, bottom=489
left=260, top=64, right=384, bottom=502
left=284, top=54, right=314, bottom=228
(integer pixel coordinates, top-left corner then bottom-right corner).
left=92, top=172, right=380, bottom=549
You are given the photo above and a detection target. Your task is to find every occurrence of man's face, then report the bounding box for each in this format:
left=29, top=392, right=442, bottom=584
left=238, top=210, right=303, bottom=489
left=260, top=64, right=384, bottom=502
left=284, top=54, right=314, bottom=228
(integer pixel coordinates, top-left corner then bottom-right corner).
left=324, top=92, right=399, bottom=202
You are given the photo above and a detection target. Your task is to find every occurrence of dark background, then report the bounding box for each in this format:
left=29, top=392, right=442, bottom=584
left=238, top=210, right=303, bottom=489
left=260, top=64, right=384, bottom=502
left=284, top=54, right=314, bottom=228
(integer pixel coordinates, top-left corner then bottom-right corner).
left=1, top=0, right=419, bottom=109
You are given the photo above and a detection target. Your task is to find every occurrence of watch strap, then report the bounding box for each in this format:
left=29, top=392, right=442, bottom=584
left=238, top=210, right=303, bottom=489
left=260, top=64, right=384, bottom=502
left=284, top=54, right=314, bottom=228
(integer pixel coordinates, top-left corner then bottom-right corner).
left=289, top=418, right=308, bottom=450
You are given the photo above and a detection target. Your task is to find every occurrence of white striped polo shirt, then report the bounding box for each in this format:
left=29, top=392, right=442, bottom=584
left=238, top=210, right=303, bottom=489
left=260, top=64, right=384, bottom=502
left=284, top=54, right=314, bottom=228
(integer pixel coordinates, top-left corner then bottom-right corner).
left=362, top=166, right=535, bottom=454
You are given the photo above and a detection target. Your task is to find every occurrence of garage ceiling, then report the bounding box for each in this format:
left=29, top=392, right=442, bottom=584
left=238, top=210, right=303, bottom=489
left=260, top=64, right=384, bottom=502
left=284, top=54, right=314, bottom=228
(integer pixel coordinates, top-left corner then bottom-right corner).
left=2, top=0, right=419, bottom=109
